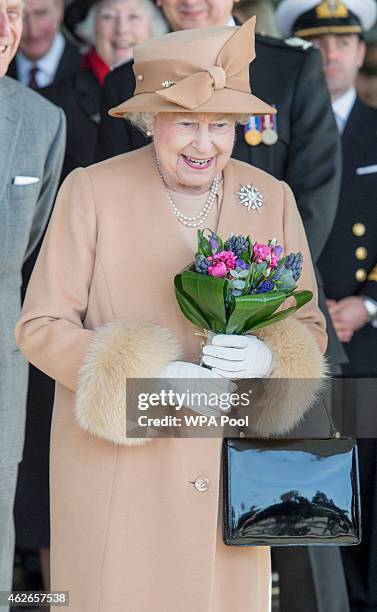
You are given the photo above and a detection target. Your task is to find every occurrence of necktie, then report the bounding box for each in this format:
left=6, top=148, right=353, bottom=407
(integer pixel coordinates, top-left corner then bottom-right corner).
left=28, top=65, right=39, bottom=89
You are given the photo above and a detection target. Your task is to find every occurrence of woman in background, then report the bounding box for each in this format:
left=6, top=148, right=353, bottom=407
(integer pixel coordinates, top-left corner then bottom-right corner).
left=44, top=0, right=167, bottom=178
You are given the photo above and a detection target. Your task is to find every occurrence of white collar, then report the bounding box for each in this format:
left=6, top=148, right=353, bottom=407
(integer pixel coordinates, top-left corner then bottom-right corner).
left=16, top=31, right=65, bottom=87
left=228, top=16, right=237, bottom=26
left=331, top=87, right=357, bottom=133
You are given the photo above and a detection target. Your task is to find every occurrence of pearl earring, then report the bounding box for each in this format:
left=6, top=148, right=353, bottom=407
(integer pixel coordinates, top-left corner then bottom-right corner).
left=146, top=130, right=153, bottom=137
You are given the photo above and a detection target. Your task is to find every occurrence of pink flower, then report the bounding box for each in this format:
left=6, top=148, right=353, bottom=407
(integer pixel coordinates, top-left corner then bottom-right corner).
left=271, top=245, right=283, bottom=268
left=253, top=243, right=271, bottom=263
left=208, top=250, right=237, bottom=270
left=208, top=262, right=228, bottom=278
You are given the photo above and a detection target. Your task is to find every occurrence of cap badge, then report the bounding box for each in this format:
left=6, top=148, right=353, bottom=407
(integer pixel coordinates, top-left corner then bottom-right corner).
left=316, top=0, right=349, bottom=19
left=235, top=184, right=263, bottom=214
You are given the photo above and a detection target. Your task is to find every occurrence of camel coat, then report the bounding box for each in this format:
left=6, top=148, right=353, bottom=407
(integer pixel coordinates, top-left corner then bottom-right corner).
left=16, top=144, right=327, bottom=612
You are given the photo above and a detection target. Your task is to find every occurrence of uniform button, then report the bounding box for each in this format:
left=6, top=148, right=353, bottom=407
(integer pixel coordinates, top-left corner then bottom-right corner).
left=352, top=223, right=366, bottom=237
left=355, top=247, right=368, bottom=261
left=194, top=477, right=210, bottom=492
left=355, top=268, right=367, bottom=282
left=137, top=74, right=144, bottom=81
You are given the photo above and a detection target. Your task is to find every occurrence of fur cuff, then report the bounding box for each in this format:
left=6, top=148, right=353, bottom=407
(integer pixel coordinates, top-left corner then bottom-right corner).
left=75, top=322, right=181, bottom=446
left=250, top=318, right=328, bottom=436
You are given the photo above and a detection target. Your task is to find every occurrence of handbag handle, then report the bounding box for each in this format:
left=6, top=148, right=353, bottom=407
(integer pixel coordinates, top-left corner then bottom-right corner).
left=237, top=382, right=342, bottom=439
left=321, top=387, right=341, bottom=439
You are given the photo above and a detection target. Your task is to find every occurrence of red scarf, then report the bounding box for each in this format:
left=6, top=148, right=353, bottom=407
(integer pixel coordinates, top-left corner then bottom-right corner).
left=82, top=49, right=110, bottom=86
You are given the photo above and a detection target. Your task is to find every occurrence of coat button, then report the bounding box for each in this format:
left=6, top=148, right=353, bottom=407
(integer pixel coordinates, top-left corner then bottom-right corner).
left=352, top=223, right=366, bottom=237
left=193, top=477, right=210, bottom=492
left=355, top=247, right=368, bottom=260
left=355, top=268, right=367, bottom=282
left=137, top=74, right=144, bottom=81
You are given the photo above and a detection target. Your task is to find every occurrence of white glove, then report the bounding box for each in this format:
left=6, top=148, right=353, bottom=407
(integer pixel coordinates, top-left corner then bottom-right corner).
left=160, top=361, right=236, bottom=416
left=202, top=334, right=273, bottom=379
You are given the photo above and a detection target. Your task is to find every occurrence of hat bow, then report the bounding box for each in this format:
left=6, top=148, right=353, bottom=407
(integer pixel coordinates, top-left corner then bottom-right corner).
left=155, top=18, right=255, bottom=111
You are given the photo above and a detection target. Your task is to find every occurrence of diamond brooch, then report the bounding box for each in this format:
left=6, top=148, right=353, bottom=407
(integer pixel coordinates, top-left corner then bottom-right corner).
left=235, top=184, right=263, bottom=213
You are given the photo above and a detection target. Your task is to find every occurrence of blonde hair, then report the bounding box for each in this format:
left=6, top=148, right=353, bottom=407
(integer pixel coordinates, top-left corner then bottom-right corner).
left=125, top=112, right=251, bottom=135
left=75, top=0, right=168, bottom=48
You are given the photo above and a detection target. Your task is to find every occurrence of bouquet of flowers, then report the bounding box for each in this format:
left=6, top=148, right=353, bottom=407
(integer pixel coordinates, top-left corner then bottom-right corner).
left=174, top=230, right=313, bottom=335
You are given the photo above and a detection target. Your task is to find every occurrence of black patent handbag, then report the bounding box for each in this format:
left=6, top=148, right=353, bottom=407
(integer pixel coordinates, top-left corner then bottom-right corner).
left=223, top=436, right=361, bottom=546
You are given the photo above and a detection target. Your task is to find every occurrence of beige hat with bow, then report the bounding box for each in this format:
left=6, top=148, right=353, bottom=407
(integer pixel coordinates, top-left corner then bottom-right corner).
left=109, top=17, right=276, bottom=117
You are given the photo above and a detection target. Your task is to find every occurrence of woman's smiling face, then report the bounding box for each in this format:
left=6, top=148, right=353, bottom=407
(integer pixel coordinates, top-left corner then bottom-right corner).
left=152, top=112, right=236, bottom=194
left=95, top=0, right=152, bottom=66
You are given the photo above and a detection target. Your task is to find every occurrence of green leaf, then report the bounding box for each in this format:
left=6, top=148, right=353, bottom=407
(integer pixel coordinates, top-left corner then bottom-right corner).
left=247, top=236, right=252, bottom=260
left=215, top=233, right=224, bottom=252
left=197, top=229, right=212, bottom=258
left=275, top=268, right=296, bottom=292
left=226, top=291, right=289, bottom=334
left=180, top=270, right=228, bottom=333
left=174, top=275, right=211, bottom=329
left=239, top=252, right=251, bottom=264
left=245, top=290, right=313, bottom=332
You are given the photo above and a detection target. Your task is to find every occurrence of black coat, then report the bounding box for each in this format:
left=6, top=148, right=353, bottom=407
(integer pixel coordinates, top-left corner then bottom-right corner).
left=95, top=36, right=346, bottom=367
left=318, top=100, right=377, bottom=609
left=319, top=98, right=377, bottom=377
left=7, top=36, right=82, bottom=86
left=42, top=68, right=102, bottom=180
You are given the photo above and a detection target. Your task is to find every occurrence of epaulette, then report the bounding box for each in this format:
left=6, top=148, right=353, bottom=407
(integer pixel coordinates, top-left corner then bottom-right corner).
left=285, top=37, right=313, bottom=51
left=255, top=33, right=313, bottom=53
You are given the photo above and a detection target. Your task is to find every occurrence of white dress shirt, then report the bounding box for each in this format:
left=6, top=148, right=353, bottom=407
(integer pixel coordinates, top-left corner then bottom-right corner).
left=16, top=31, right=65, bottom=88
left=331, top=87, right=357, bottom=134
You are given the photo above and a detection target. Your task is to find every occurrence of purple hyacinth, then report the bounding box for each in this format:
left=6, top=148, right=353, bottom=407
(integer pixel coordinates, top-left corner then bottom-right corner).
left=225, top=235, right=249, bottom=257
left=236, top=258, right=250, bottom=270
left=195, top=254, right=210, bottom=275
left=210, top=234, right=219, bottom=251
left=285, top=252, right=303, bottom=281
left=257, top=280, right=275, bottom=293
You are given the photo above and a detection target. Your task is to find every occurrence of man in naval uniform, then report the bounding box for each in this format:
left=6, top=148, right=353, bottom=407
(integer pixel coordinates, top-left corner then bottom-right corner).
left=277, top=2, right=377, bottom=611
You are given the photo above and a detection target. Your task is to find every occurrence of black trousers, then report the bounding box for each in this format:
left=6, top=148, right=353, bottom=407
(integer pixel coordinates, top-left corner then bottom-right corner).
left=273, top=546, right=350, bottom=612
left=342, top=439, right=377, bottom=612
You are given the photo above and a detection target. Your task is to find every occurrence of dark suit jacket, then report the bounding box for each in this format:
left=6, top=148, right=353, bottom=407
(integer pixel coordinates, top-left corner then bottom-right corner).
left=7, top=35, right=81, bottom=86
left=319, top=98, right=377, bottom=376
left=41, top=68, right=101, bottom=180
left=95, top=34, right=346, bottom=367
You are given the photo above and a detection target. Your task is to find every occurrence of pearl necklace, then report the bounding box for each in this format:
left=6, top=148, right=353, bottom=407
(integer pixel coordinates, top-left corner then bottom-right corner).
left=155, top=155, right=221, bottom=228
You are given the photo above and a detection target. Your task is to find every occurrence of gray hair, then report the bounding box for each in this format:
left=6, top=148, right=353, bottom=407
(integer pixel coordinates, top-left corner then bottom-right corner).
left=126, top=112, right=252, bottom=135
left=75, top=0, right=168, bottom=49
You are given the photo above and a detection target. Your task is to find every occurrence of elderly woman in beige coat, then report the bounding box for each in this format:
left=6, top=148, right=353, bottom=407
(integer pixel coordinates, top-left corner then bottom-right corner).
left=16, top=17, right=327, bottom=612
